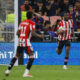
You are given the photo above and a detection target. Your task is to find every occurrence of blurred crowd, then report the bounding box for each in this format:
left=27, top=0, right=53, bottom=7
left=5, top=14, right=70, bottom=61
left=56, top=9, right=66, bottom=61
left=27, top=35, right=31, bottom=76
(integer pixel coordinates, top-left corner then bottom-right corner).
left=0, top=0, right=14, bottom=21
left=0, top=0, right=14, bottom=42
left=0, top=0, right=80, bottom=42
left=21, top=0, right=80, bottom=32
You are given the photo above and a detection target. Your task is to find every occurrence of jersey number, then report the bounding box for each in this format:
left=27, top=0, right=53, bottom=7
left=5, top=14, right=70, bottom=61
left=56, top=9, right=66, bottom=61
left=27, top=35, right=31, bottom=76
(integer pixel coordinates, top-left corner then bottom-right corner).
left=20, top=26, right=27, bottom=37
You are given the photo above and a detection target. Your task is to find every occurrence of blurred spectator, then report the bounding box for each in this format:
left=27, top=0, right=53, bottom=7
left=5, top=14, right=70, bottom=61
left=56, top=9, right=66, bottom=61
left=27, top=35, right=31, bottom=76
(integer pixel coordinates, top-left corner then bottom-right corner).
left=74, top=1, right=80, bottom=29
left=43, top=21, right=53, bottom=42
left=33, top=11, right=44, bottom=27
left=21, top=1, right=33, bottom=21
left=42, top=0, right=49, bottom=6
left=0, top=0, right=14, bottom=21
left=43, top=21, right=51, bottom=31
left=58, top=0, right=70, bottom=16
left=34, top=12, right=61, bottom=26
left=50, top=16, right=61, bottom=25
left=69, top=5, right=78, bottom=31
left=21, top=5, right=30, bottom=21
left=1, top=0, right=14, bottom=12
left=69, top=0, right=77, bottom=5
left=0, top=0, right=2, bottom=20
left=34, top=1, right=46, bottom=15
left=21, top=0, right=32, bottom=11
left=45, top=0, right=58, bottom=16
left=45, top=3, right=50, bottom=16
left=0, top=0, right=1, bottom=8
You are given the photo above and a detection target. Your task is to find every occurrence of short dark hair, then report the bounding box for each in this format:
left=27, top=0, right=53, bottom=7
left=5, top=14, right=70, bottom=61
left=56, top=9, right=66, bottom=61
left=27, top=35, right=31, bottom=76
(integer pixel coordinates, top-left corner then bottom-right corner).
left=76, top=0, right=80, bottom=2
left=25, top=0, right=29, bottom=1
left=27, top=11, right=33, bottom=19
left=64, top=11, right=69, bottom=15
left=69, top=5, right=73, bottom=8
left=38, top=1, right=43, bottom=3
left=44, top=21, right=51, bottom=26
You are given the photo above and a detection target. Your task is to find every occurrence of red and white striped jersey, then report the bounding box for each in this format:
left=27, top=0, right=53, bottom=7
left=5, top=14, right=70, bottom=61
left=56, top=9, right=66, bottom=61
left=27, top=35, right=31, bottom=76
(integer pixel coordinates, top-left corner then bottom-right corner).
left=18, top=19, right=35, bottom=47
left=57, top=19, right=73, bottom=41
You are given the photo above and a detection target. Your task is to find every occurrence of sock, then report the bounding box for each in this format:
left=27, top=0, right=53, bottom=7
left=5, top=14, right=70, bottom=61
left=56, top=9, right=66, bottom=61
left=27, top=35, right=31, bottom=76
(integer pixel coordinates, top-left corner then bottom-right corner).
left=8, top=57, right=17, bottom=70
left=64, top=57, right=69, bottom=65
left=64, top=62, right=67, bottom=65
left=26, top=58, right=34, bottom=70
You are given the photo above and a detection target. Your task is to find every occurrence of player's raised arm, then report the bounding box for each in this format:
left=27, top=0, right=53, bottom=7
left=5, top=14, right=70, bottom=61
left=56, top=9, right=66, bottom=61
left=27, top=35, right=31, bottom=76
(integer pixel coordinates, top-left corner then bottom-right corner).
left=33, top=12, right=41, bottom=18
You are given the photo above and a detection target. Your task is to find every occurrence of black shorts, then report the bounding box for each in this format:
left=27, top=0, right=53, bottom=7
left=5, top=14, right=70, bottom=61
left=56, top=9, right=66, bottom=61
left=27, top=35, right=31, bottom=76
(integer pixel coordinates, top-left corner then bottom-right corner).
left=16, top=46, right=34, bottom=56
left=57, top=40, right=71, bottom=50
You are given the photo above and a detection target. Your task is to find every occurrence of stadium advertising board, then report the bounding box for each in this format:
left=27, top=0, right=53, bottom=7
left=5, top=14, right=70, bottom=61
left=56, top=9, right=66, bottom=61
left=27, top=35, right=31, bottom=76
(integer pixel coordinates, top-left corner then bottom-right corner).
left=0, top=43, right=80, bottom=65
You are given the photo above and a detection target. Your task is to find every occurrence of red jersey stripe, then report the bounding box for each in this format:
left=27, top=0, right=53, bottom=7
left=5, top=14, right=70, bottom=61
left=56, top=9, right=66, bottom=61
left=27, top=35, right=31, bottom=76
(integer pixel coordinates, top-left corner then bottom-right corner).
left=58, top=20, right=73, bottom=41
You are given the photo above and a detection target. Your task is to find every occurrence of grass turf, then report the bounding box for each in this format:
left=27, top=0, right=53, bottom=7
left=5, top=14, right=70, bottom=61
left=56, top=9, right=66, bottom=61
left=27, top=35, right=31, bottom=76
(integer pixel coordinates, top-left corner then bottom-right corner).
left=0, top=65, right=80, bottom=80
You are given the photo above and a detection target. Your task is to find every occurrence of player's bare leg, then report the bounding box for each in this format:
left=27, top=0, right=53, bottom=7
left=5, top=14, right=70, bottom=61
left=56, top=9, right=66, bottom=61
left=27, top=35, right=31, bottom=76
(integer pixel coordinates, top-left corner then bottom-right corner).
left=63, top=46, right=70, bottom=69
left=56, top=41, right=62, bottom=55
left=56, top=48, right=62, bottom=55
left=5, top=53, right=20, bottom=76
left=23, top=53, right=34, bottom=77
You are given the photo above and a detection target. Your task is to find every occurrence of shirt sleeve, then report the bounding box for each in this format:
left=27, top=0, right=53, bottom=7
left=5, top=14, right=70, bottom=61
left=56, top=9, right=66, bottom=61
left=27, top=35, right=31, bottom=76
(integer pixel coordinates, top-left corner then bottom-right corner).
left=32, top=23, right=36, bottom=30
left=18, top=24, right=21, bottom=30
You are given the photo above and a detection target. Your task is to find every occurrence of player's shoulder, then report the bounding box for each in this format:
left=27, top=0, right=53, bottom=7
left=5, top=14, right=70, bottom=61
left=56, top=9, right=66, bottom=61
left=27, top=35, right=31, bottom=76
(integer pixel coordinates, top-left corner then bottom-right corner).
left=27, top=19, right=35, bottom=25
left=20, top=20, right=27, bottom=24
left=68, top=19, right=73, bottom=22
left=68, top=19, right=73, bottom=24
left=21, top=19, right=35, bottom=26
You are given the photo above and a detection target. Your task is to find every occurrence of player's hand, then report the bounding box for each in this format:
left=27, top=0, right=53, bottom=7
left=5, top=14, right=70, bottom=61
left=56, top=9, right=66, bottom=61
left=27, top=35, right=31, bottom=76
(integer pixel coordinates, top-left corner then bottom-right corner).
left=60, top=31, right=65, bottom=35
left=58, top=27, right=65, bottom=35
left=40, top=34, right=44, bottom=39
left=16, top=30, right=20, bottom=37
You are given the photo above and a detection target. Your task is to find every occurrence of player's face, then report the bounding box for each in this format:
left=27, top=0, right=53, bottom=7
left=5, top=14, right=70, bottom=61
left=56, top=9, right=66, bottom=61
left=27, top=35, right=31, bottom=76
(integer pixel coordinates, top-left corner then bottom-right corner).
left=38, top=12, right=42, bottom=16
left=69, top=7, right=74, bottom=12
left=44, top=24, right=50, bottom=31
left=46, top=24, right=50, bottom=28
left=46, top=24, right=50, bottom=30
left=24, top=1, right=29, bottom=5
left=64, top=13, right=69, bottom=21
left=50, top=0, right=54, bottom=5
left=64, top=0, right=69, bottom=4
left=38, top=2, right=43, bottom=7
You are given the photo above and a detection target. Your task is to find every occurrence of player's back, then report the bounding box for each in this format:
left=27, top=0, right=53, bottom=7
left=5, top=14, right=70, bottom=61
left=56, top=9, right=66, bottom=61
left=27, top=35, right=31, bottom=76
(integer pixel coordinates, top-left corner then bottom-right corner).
left=19, top=19, right=35, bottom=39
left=18, top=19, right=35, bottom=47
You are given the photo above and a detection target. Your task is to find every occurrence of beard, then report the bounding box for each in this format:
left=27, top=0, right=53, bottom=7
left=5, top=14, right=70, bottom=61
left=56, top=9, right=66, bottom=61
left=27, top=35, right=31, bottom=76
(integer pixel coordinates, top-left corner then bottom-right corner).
left=64, top=18, right=68, bottom=21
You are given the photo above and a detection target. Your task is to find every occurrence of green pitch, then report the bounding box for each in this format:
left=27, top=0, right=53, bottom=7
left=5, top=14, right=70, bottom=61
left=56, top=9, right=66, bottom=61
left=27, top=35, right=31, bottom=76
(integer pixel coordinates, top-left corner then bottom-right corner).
left=0, top=65, right=80, bottom=80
